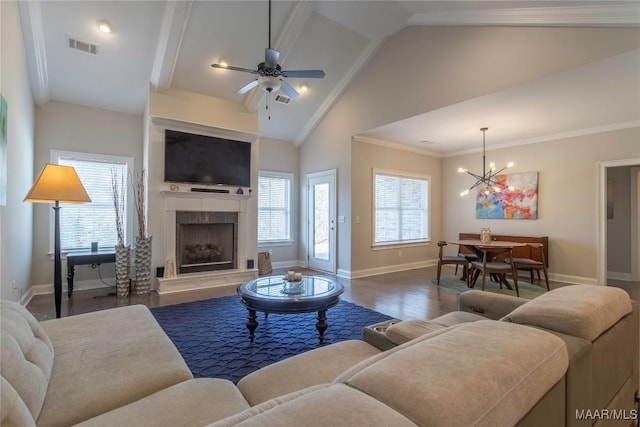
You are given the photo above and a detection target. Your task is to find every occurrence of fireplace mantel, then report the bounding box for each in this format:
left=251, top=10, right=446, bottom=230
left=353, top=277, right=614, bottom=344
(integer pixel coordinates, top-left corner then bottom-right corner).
left=156, top=190, right=257, bottom=294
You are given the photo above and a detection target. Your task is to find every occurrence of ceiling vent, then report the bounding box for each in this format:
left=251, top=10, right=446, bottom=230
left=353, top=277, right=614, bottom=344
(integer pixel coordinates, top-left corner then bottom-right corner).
left=274, top=94, right=291, bottom=105
left=67, top=36, right=99, bottom=55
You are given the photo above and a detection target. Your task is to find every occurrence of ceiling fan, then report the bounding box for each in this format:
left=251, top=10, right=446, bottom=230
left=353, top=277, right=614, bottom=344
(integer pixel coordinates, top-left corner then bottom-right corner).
left=211, top=0, right=325, bottom=100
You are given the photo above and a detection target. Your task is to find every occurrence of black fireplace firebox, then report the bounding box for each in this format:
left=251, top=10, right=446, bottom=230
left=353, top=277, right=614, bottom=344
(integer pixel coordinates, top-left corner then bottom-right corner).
left=176, top=211, right=238, bottom=274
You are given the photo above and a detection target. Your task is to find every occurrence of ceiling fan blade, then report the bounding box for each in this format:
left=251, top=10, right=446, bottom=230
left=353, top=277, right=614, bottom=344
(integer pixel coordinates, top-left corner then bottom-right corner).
left=279, top=80, right=299, bottom=99
left=281, top=69, right=325, bottom=79
left=212, top=63, right=258, bottom=74
left=235, top=79, right=259, bottom=95
left=265, top=48, right=280, bottom=69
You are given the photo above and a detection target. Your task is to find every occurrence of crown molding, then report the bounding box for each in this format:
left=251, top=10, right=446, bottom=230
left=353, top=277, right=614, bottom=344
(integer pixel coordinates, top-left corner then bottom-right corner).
left=150, top=0, right=193, bottom=92
left=18, top=1, right=49, bottom=106
left=352, top=134, right=443, bottom=157
left=408, top=4, right=640, bottom=27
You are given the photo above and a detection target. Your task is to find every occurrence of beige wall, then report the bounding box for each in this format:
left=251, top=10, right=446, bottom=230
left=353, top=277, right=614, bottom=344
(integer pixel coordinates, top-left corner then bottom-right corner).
left=300, top=25, right=640, bottom=278
left=258, top=137, right=299, bottom=266
left=350, top=141, right=442, bottom=276
left=442, top=128, right=640, bottom=284
left=0, top=0, right=35, bottom=302
left=31, top=101, right=143, bottom=289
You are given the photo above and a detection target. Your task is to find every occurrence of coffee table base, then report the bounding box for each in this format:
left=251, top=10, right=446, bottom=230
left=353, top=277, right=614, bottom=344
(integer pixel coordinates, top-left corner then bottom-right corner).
left=245, top=308, right=330, bottom=343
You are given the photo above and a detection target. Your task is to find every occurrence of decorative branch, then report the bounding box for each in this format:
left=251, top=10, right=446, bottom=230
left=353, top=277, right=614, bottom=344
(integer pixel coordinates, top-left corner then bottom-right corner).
left=131, top=168, right=147, bottom=239
left=111, top=168, right=125, bottom=247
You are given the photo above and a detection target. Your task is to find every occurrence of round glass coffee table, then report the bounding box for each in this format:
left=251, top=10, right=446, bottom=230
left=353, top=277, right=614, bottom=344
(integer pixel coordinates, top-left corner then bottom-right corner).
left=237, top=275, right=344, bottom=343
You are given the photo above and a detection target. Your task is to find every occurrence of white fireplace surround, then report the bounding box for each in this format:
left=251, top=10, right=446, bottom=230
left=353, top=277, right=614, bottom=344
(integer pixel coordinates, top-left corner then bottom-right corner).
left=156, top=190, right=258, bottom=293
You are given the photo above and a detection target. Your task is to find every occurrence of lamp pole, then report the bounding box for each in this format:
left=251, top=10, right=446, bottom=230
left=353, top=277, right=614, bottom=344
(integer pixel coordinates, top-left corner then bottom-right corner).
left=53, top=201, right=62, bottom=318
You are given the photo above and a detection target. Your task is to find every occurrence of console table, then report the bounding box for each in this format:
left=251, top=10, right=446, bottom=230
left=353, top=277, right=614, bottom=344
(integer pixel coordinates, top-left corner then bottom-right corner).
left=66, top=249, right=116, bottom=297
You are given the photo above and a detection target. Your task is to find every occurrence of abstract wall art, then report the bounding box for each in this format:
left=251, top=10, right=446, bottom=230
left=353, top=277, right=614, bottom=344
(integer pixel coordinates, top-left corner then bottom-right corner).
left=476, top=172, right=538, bottom=220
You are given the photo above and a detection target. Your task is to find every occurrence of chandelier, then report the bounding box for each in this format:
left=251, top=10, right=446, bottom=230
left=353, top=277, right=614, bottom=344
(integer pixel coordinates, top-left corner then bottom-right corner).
left=458, top=127, right=514, bottom=196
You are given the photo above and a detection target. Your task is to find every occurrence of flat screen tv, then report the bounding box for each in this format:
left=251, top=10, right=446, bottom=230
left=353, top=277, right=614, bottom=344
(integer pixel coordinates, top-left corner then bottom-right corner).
left=164, top=129, right=251, bottom=187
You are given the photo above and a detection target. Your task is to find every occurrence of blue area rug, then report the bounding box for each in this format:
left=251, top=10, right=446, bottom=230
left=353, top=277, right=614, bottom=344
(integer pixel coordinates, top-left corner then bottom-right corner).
left=151, top=295, right=392, bottom=384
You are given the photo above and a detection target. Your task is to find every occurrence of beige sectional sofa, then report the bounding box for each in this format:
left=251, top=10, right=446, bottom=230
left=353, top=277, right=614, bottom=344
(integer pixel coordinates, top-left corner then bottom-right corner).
left=1, top=284, right=636, bottom=426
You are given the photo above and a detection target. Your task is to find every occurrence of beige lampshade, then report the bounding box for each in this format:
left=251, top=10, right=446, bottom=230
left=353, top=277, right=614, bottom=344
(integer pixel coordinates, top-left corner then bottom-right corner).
left=24, top=163, right=92, bottom=204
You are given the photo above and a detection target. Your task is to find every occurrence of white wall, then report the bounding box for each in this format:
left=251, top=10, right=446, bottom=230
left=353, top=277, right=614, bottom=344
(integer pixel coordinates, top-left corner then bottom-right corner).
left=0, top=0, right=35, bottom=303
left=443, top=128, right=640, bottom=284
left=300, top=25, right=640, bottom=278
left=258, top=137, right=300, bottom=267
left=31, top=101, right=143, bottom=289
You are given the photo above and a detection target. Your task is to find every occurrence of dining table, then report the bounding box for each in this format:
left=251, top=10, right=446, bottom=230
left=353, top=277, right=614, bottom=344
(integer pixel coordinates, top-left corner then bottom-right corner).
left=446, top=239, right=528, bottom=290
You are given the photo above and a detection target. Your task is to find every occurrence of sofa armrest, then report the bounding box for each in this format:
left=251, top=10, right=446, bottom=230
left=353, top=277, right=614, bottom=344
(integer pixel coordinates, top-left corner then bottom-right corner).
left=457, top=290, right=528, bottom=320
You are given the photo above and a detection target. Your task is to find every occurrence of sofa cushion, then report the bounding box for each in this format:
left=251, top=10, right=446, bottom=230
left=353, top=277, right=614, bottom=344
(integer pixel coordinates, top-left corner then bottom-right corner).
left=0, top=301, right=54, bottom=423
left=1, top=376, right=37, bottom=427
left=339, top=320, right=568, bottom=427
left=503, top=285, right=632, bottom=341
left=37, top=305, right=193, bottom=427
left=384, top=319, right=447, bottom=345
left=76, top=379, right=250, bottom=427
left=209, top=384, right=418, bottom=427
left=237, top=340, right=381, bottom=405
left=431, top=310, right=486, bottom=327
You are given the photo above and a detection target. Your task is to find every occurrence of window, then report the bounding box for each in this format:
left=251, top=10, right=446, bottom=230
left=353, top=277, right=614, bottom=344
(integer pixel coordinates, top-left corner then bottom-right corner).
left=258, top=171, right=292, bottom=243
left=373, top=170, right=429, bottom=246
left=52, top=150, right=133, bottom=251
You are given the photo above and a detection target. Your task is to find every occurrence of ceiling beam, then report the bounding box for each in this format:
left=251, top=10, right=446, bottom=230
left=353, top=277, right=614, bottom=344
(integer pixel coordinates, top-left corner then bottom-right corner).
left=408, top=4, right=640, bottom=27
left=294, top=35, right=387, bottom=146
left=150, top=0, right=193, bottom=92
left=244, top=1, right=316, bottom=112
left=17, top=1, right=49, bottom=106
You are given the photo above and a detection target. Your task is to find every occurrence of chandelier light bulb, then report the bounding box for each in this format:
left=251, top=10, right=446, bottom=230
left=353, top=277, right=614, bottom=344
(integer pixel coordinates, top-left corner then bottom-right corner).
left=458, top=168, right=467, bottom=174
left=219, top=59, right=229, bottom=68
left=460, top=189, right=470, bottom=197
left=507, top=162, right=515, bottom=168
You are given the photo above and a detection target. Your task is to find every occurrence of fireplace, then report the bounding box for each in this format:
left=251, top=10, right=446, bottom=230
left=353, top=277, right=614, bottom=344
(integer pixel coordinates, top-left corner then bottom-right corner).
left=176, top=211, right=238, bottom=274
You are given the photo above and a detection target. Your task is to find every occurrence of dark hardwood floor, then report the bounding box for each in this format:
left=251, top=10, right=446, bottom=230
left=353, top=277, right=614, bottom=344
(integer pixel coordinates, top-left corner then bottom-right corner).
left=25, top=265, right=639, bottom=321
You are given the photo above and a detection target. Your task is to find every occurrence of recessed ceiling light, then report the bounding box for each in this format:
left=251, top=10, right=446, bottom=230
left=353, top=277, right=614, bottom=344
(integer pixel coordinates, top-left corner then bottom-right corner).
left=96, top=19, right=112, bottom=34
left=299, top=83, right=309, bottom=92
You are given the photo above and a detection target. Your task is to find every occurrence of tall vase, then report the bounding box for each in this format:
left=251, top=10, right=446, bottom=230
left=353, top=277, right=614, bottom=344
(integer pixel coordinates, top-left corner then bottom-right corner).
left=115, top=245, right=130, bottom=297
left=135, top=236, right=152, bottom=295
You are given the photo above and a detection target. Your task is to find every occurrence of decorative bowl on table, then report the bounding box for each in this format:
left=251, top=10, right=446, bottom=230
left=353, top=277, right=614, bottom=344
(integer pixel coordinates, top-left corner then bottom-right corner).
left=281, top=271, right=304, bottom=294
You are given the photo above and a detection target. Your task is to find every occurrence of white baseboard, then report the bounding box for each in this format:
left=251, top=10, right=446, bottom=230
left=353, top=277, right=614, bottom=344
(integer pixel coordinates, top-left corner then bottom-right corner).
left=346, top=259, right=437, bottom=280
left=30, top=279, right=113, bottom=296
left=272, top=260, right=308, bottom=270
left=607, top=271, right=632, bottom=281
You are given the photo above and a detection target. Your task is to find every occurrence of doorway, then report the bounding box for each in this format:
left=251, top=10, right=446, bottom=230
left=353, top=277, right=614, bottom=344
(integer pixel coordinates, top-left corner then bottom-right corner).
left=307, top=169, right=336, bottom=273
left=597, top=158, right=640, bottom=285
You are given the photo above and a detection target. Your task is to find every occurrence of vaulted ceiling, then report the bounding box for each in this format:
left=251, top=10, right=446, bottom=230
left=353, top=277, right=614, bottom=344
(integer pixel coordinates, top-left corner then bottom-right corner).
left=18, top=1, right=640, bottom=153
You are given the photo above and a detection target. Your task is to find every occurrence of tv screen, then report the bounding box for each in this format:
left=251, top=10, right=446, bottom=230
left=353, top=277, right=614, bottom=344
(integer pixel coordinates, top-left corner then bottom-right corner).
left=164, top=130, right=251, bottom=187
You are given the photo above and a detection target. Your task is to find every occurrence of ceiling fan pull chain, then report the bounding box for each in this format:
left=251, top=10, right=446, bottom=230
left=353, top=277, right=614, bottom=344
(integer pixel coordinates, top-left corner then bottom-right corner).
left=267, top=92, right=271, bottom=121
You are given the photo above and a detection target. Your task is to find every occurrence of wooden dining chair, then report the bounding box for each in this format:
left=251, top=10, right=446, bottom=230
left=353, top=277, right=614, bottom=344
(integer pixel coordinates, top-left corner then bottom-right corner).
left=505, top=243, right=550, bottom=290
left=436, top=241, right=469, bottom=285
left=468, top=246, right=520, bottom=297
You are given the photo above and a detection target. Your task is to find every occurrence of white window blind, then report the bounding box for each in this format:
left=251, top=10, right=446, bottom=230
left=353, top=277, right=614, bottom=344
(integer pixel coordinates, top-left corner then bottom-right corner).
left=374, top=171, right=429, bottom=245
left=258, top=172, right=292, bottom=242
left=54, top=151, right=131, bottom=251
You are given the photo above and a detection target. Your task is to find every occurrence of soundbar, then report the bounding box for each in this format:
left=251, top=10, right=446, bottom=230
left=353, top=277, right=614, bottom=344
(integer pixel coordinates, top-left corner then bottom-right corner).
left=190, top=187, right=230, bottom=194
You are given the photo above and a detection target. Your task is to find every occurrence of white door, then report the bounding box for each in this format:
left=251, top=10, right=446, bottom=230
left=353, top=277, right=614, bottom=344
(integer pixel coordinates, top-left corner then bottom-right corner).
left=307, top=170, right=336, bottom=273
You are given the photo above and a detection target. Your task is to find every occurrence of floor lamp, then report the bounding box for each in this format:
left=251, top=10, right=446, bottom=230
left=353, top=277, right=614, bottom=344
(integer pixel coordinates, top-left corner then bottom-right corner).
left=24, top=163, right=91, bottom=318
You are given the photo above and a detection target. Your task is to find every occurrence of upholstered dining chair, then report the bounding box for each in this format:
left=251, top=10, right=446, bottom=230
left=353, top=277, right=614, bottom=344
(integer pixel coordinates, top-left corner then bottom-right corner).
left=468, top=247, right=520, bottom=297
left=436, top=241, right=469, bottom=285
left=505, top=243, right=550, bottom=291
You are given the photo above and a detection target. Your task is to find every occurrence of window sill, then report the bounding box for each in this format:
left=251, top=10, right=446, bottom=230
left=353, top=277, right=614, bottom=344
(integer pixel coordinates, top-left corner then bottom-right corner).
left=258, top=241, right=295, bottom=248
left=371, top=240, right=431, bottom=251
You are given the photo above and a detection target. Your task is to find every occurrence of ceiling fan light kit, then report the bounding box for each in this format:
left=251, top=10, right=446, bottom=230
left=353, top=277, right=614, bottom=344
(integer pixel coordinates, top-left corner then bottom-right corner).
left=210, top=0, right=325, bottom=106
left=459, top=127, right=515, bottom=197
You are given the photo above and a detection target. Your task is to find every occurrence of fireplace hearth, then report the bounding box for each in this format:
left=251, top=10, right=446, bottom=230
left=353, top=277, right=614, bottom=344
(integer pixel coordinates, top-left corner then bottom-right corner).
left=176, top=211, right=238, bottom=274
